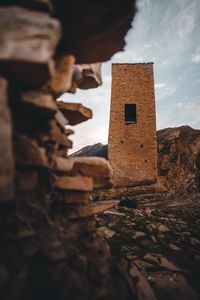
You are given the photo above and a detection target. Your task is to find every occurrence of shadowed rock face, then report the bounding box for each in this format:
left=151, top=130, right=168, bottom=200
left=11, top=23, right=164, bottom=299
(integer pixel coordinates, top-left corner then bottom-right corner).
left=71, top=126, right=200, bottom=194
left=157, top=126, right=200, bottom=194
left=51, top=0, right=137, bottom=63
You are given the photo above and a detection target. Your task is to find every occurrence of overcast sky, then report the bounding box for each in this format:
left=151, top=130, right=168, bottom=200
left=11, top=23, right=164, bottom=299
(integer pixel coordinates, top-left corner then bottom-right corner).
left=60, top=0, right=200, bottom=153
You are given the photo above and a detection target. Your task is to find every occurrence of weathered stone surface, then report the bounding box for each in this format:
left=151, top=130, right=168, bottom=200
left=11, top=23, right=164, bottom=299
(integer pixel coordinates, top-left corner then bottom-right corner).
left=64, top=128, right=74, bottom=136
left=45, top=55, right=75, bottom=96
left=148, top=272, right=198, bottom=300
left=0, top=59, right=55, bottom=88
left=15, top=170, right=38, bottom=191
left=20, top=91, right=57, bottom=117
left=57, top=102, right=92, bottom=125
left=0, top=6, right=60, bottom=63
left=62, top=191, right=89, bottom=204
left=0, top=1, right=53, bottom=12
left=53, top=157, right=113, bottom=188
left=72, top=63, right=102, bottom=90
left=129, top=264, right=157, bottom=300
left=157, top=126, right=200, bottom=193
left=68, top=201, right=116, bottom=219
left=97, top=226, right=116, bottom=239
left=54, top=175, right=93, bottom=191
left=55, top=111, right=69, bottom=129
left=0, top=77, right=14, bottom=201
left=53, top=157, right=74, bottom=172
left=54, top=0, right=137, bottom=63
left=49, top=120, right=73, bottom=146
left=14, top=134, right=48, bottom=167
left=71, top=157, right=113, bottom=178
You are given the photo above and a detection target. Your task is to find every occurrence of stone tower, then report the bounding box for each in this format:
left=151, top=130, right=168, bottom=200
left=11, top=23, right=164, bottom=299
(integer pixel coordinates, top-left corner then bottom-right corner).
left=108, top=63, right=157, bottom=187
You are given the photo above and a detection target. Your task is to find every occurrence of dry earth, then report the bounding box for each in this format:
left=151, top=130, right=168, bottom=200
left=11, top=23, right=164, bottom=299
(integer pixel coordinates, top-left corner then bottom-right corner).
left=96, top=193, right=200, bottom=300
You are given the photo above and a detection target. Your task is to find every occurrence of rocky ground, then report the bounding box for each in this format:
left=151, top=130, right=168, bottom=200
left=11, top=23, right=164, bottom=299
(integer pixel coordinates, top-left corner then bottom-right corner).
left=96, top=193, right=200, bottom=300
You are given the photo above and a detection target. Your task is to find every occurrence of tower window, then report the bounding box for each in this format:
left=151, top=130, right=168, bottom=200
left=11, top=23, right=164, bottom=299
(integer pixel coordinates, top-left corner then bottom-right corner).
left=125, top=103, right=137, bottom=124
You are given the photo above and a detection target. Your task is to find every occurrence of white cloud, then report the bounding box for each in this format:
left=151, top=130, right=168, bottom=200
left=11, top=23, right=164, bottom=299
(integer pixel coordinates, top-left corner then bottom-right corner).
left=155, top=83, right=167, bottom=89
left=155, top=83, right=177, bottom=101
left=192, top=54, right=200, bottom=63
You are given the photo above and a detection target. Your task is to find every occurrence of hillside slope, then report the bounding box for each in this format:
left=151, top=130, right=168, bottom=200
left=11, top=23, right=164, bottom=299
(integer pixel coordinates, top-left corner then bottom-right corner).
left=71, top=126, right=200, bottom=193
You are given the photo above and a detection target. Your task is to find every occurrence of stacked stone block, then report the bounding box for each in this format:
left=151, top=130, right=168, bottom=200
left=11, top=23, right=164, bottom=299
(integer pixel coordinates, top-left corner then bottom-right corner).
left=0, top=1, right=137, bottom=300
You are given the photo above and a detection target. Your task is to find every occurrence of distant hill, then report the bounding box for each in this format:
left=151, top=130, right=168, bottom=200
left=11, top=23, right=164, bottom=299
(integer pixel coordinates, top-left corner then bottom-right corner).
left=70, top=126, right=200, bottom=194
left=70, top=142, right=108, bottom=158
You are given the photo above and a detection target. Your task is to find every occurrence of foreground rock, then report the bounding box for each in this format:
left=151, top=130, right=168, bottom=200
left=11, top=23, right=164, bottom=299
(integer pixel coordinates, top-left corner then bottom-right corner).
left=96, top=193, right=200, bottom=300
left=0, top=1, right=138, bottom=300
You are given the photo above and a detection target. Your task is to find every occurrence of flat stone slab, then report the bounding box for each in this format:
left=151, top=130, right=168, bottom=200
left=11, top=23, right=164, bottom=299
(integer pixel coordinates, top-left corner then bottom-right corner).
left=72, top=63, right=102, bottom=90
left=53, top=156, right=113, bottom=188
left=68, top=201, right=116, bottom=219
left=20, top=91, right=57, bottom=117
left=0, top=77, right=14, bottom=201
left=0, top=6, right=60, bottom=63
left=54, top=175, right=93, bottom=191
left=55, top=191, right=90, bottom=204
left=14, top=134, right=48, bottom=167
left=57, top=102, right=92, bottom=125
left=147, top=271, right=198, bottom=300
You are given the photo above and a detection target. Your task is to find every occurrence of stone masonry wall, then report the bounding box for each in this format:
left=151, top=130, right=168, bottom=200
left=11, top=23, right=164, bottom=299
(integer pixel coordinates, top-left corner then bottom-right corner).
left=108, top=63, right=157, bottom=187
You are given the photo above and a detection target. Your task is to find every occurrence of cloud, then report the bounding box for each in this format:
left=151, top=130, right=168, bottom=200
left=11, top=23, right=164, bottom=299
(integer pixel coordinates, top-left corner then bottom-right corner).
left=155, top=83, right=177, bottom=101
left=192, top=54, right=200, bottom=63
left=155, top=83, right=167, bottom=89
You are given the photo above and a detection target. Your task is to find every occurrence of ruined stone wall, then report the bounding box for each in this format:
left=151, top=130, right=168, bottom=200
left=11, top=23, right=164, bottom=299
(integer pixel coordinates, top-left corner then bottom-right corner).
left=0, top=2, right=137, bottom=299
left=109, top=63, right=157, bottom=187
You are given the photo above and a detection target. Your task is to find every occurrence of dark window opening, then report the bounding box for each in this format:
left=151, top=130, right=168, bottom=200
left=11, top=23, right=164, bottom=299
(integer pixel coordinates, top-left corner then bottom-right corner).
left=125, top=103, right=136, bottom=124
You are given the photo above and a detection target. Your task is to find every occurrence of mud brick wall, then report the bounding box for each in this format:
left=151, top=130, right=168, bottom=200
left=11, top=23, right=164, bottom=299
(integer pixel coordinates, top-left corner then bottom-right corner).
left=108, top=63, right=157, bottom=187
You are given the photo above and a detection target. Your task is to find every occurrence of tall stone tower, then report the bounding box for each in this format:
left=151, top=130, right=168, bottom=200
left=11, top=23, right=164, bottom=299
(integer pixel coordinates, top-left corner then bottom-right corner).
left=108, top=63, right=157, bottom=187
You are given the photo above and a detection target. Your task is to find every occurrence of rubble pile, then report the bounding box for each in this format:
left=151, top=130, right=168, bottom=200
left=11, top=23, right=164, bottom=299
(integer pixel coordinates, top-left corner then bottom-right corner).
left=96, top=194, right=200, bottom=300
left=0, top=1, right=137, bottom=299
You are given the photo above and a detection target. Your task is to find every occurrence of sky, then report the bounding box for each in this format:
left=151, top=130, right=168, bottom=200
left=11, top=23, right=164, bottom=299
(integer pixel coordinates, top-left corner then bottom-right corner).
left=59, top=0, right=200, bottom=153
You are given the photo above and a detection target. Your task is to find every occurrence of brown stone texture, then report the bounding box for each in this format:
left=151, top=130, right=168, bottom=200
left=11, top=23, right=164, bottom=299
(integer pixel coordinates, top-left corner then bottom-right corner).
left=109, top=63, right=157, bottom=187
left=0, top=6, right=61, bottom=62
left=54, top=175, right=93, bottom=191
left=0, top=2, right=140, bottom=300
left=0, top=77, right=14, bottom=201
left=57, top=102, right=92, bottom=125
left=71, top=63, right=102, bottom=91
left=157, top=126, right=200, bottom=194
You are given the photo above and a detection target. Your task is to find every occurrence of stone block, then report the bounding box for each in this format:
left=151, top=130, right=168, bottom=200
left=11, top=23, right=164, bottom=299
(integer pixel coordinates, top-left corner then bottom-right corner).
left=53, top=157, right=113, bottom=189
left=57, top=102, right=92, bottom=126
left=15, top=170, right=38, bottom=191
left=14, top=134, right=48, bottom=167
left=0, top=6, right=60, bottom=62
left=72, top=63, right=102, bottom=90
left=68, top=201, right=116, bottom=219
left=54, top=175, right=93, bottom=191
left=0, top=77, right=14, bottom=201
left=62, top=191, right=89, bottom=204
left=55, top=111, right=69, bottom=129
left=20, top=91, right=57, bottom=117
left=49, top=121, right=73, bottom=146
left=0, top=6, right=60, bottom=87
left=45, top=55, right=75, bottom=96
